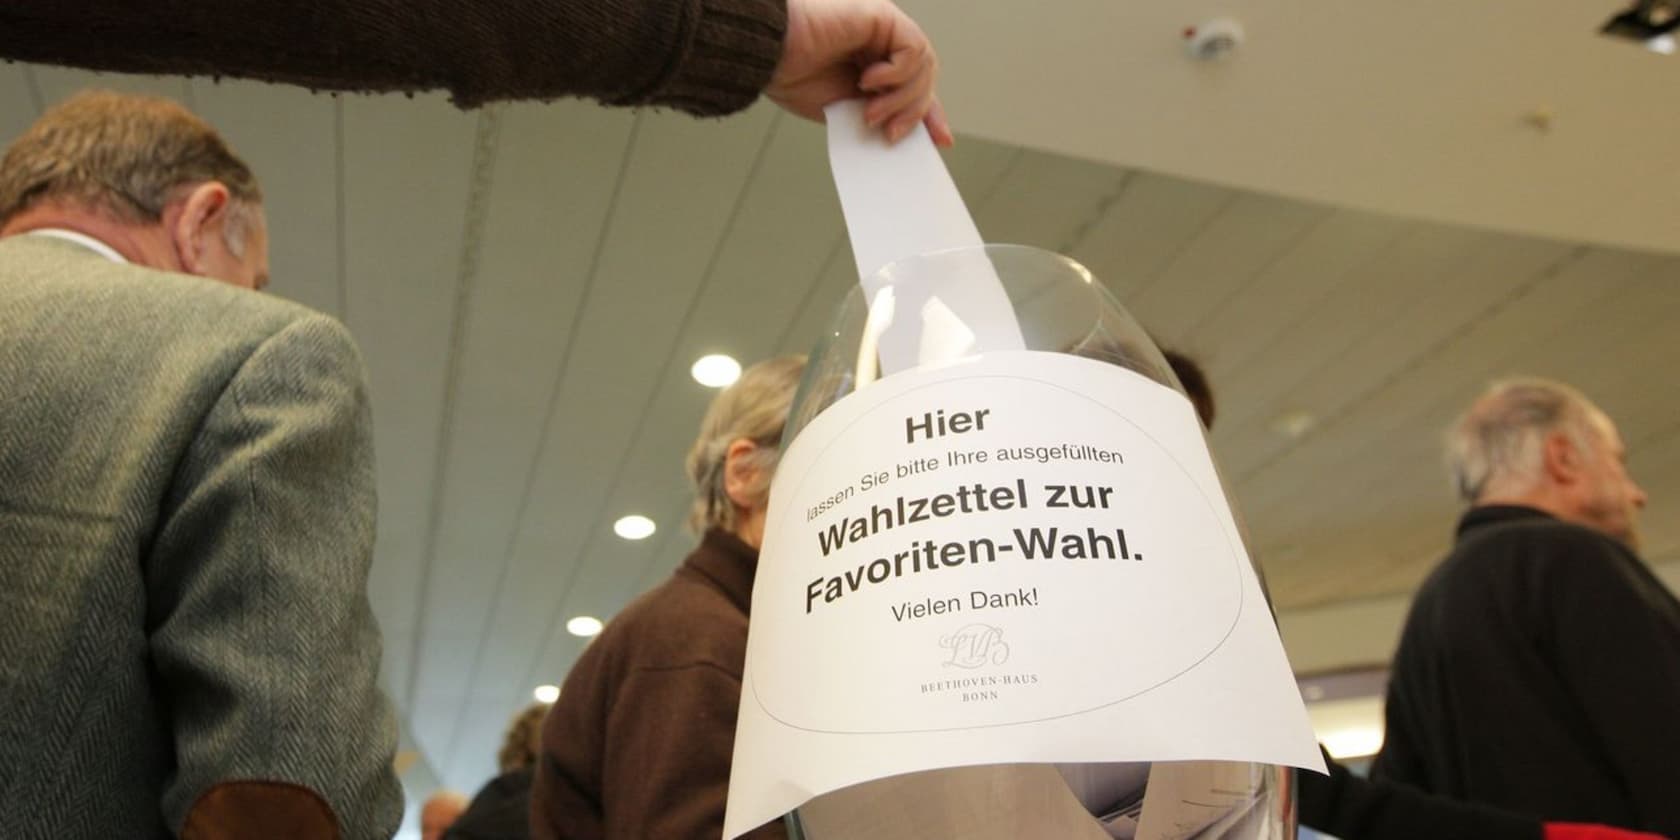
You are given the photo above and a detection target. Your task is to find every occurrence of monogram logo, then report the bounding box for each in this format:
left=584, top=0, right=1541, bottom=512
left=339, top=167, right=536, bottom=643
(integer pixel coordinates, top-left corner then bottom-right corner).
left=940, top=623, right=1011, bottom=668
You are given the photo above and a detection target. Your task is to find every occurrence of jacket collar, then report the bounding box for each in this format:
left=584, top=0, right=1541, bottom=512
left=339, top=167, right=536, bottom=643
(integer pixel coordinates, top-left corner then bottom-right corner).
left=682, top=528, right=759, bottom=616
left=24, top=228, right=128, bottom=263
left=1456, top=504, right=1554, bottom=540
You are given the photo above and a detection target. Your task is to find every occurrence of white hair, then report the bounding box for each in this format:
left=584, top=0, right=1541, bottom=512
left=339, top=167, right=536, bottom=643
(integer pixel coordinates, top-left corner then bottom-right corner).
left=1447, top=378, right=1603, bottom=502
left=684, top=355, right=806, bottom=534
left=221, top=199, right=260, bottom=258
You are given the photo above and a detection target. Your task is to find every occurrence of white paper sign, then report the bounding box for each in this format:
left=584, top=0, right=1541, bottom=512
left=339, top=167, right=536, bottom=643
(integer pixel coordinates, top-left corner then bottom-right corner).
left=723, top=352, right=1323, bottom=837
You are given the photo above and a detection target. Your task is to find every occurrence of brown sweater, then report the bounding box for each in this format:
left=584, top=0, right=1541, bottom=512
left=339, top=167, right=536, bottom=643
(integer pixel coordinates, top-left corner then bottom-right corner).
left=534, top=528, right=785, bottom=840
left=0, top=0, right=786, bottom=112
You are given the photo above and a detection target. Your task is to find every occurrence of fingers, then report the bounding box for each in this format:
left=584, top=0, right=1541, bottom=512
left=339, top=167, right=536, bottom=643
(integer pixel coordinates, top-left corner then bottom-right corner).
left=855, top=4, right=941, bottom=143
left=923, top=98, right=954, bottom=148
left=770, top=0, right=950, bottom=141
left=866, top=62, right=936, bottom=142
left=856, top=16, right=929, bottom=92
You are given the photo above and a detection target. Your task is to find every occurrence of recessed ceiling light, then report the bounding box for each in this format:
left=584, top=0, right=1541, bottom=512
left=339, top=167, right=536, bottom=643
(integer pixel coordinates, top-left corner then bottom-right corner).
left=613, top=515, right=656, bottom=541
left=691, top=354, right=742, bottom=388
left=567, top=616, right=604, bottom=637
left=1269, top=410, right=1318, bottom=440
left=533, top=684, right=560, bottom=703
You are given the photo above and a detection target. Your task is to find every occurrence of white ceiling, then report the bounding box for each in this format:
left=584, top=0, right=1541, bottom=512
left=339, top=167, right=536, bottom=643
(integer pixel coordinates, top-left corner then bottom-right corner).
left=909, top=0, right=1680, bottom=254
left=4, top=3, right=1677, bottom=808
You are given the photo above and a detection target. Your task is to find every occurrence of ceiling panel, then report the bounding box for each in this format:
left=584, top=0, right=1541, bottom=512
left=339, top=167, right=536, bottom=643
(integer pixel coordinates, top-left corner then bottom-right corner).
left=1065, top=171, right=1234, bottom=299
left=413, top=99, right=639, bottom=781
left=336, top=94, right=479, bottom=741
left=505, top=102, right=780, bottom=698
left=1127, top=193, right=1330, bottom=341
left=0, top=66, right=41, bottom=140
left=1181, top=209, right=1409, bottom=366
left=1208, top=223, right=1486, bottom=469
left=29, top=65, right=188, bottom=105
left=968, top=149, right=1132, bottom=254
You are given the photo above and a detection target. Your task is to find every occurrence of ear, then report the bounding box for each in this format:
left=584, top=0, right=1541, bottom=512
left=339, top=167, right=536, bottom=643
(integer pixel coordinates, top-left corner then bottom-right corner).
left=1541, top=432, right=1583, bottom=486
left=168, top=181, right=232, bottom=276
left=722, top=438, right=762, bottom=510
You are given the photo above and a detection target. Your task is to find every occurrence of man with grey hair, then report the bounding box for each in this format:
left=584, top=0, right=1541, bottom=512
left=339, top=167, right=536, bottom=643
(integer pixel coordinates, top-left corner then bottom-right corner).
left=0, top=91, right=400, bottom=837
left=1372, top=378, right=1680, bottom=836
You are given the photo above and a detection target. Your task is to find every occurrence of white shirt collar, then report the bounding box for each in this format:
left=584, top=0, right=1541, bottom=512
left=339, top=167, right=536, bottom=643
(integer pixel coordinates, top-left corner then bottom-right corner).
left=27, top=228, right=129, bottom=264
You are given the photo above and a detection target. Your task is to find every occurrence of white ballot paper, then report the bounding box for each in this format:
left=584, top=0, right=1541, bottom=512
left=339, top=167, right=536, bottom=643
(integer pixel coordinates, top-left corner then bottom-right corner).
left=1135, top=762, right=1284, bottom=840
left=721, top=351, right=1324, bottom=838
left=824, top=100, right=1025, bottom=373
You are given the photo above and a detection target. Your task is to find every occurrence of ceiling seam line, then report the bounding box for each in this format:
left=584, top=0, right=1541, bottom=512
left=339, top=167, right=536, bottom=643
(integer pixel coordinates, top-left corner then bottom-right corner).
left=1057, top=168, right=1137, bottom=257
left=332, top=98, right=350, bottom=323
left=1209, top=222, right=1454, bottom=432
left=1121, top=191, right=1240, bottom=303
left=22, top=66, right=45, bottom=114
left=1199, top=220, right=1417, bottom=374
left=971, top=148, right=1027, bottom=211
left=406, top=106, right=507, bottom=769
left=1176, top=206, right=1338, bottom=345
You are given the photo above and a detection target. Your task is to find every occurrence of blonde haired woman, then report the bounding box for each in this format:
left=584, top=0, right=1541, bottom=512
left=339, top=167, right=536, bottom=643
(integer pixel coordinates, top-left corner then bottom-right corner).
left=533, top=356, right=805, bottom=840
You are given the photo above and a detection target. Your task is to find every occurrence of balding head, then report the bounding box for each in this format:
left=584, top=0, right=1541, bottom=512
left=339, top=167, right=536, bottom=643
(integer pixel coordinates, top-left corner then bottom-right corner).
left=1449, top=378, right=1647, bottom=548
left=0, top=90, right=269, bottom=290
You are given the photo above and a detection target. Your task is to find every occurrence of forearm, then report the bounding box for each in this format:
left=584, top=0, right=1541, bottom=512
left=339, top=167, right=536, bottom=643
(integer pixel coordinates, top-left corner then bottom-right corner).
left=1300, top=754, right=1540, bottom=840
left=0, top=0, right=785, bottom=111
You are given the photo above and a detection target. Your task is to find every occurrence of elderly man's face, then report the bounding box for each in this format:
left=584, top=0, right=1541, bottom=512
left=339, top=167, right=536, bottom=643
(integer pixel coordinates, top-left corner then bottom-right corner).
left=1573, top=415, right=1648, bottom=550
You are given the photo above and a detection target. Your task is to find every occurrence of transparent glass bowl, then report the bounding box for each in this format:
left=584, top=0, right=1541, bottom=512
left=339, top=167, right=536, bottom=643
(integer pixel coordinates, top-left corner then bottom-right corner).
left=783, top=245, right=1295, bottom=840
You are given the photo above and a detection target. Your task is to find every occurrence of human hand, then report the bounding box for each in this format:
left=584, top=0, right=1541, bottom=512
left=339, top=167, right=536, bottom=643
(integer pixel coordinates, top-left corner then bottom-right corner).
left=1545, top=823, right=1671, bottom=840
left=767, top=0, right=954, bottom=146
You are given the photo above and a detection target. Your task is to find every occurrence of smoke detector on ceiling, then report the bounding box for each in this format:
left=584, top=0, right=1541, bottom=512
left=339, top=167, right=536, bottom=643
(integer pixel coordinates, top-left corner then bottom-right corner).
left=1184, top=17, right=1246, bottom=61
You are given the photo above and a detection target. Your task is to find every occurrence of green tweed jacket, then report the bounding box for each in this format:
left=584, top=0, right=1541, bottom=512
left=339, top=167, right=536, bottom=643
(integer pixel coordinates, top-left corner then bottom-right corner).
left=0, top=235, right=401, bottom=838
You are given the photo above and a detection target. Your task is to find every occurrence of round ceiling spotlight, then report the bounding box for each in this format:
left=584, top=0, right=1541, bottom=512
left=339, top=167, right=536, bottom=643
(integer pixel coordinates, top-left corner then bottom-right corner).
left=614, top=515, right=657, bottom=541
left=691, top=354, right=742, bottom=388
left=567, top=616, right=604, bottom=637
left=533, top=684, right=560, bottom=703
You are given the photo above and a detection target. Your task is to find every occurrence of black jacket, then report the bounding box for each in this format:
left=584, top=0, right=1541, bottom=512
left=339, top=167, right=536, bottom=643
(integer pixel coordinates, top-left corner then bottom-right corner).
left=445, top=768, right=534, bottom=840
left=1372, top=506, right=1680, bottom=835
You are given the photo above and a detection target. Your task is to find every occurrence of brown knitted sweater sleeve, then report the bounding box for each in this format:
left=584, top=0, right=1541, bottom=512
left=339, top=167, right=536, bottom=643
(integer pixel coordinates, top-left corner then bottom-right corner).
left=0, top=0, right=786, bottom=113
